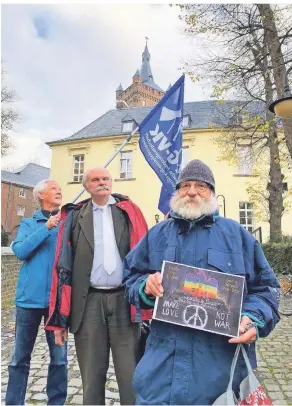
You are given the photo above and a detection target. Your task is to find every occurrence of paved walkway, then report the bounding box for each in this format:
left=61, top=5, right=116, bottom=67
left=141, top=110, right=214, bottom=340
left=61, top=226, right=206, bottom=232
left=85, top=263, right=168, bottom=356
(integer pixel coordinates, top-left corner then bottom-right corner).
left=1, top=296, right=292, bottom=405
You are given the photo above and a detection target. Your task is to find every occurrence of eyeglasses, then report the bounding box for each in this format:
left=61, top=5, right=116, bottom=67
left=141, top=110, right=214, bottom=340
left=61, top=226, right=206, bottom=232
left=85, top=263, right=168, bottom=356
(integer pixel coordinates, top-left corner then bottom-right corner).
left=179, top=182, right=210, bottom=193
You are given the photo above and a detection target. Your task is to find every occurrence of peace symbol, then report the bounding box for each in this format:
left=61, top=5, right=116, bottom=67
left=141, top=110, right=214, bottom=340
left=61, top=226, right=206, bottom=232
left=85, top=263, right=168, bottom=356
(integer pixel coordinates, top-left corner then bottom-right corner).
left=183, top=305, right=208, bottom=328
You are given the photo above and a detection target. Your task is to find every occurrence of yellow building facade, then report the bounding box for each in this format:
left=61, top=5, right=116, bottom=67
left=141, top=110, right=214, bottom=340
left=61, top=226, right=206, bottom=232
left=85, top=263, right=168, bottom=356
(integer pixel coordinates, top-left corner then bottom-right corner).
left=48, top=43, right=292, bottom=242
left=48, top=123, right=292, bottom=242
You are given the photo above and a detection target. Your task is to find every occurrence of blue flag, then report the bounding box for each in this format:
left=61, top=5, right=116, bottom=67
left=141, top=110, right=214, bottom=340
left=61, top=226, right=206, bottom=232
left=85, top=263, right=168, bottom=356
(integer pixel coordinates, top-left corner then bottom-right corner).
left=139, top=75, right=185, bottom=215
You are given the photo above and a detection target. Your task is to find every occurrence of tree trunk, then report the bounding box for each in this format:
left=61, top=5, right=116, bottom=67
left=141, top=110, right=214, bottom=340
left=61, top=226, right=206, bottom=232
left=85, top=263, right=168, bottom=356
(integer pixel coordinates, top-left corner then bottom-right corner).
left=265, top=62, right=283, bottom=242
left=282, top=121, right=292, bottom=162
left=257, top=4, right=292, bottom=161
left=267, top=125, right=283, bottom=242
left=249, top=29, right=284, bottom=242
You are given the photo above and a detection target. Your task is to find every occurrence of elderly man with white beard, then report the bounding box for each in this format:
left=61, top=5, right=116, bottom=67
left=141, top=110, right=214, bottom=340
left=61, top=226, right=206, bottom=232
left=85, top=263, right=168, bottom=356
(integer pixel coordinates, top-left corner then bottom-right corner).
left=123, top=159, right=280, bottom=405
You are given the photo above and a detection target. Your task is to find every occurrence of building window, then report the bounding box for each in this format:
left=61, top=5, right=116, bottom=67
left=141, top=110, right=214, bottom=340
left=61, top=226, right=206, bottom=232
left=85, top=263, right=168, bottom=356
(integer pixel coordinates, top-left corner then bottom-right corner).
left=239, top=202, right=254, bottom=233
left=183, top=115, right=190, bottom=128
left=73, top=154, right=84, bottom=182
left=17, top=205, right=25, bottom=217
left=237, top=146, right=253, bottom=175
left=19, top=188, right=26, bottom=198
left=122, top=121, right=133, bottom=133
left=181, top=147, right=190, bottom=169
left=120, top=151, right=132, bottom=179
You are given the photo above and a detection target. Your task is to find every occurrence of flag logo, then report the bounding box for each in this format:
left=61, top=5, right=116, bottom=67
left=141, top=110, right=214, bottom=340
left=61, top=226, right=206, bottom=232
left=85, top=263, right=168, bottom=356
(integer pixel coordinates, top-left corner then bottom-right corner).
left=139, top=75, right=185, bottom=214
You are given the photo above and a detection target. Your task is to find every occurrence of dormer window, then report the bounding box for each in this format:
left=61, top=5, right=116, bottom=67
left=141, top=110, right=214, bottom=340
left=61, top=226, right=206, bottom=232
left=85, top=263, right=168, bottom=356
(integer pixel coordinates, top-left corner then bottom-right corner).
left=122, top=121, right=134, bottom=133
left=183, top=115, right=190, bottom=128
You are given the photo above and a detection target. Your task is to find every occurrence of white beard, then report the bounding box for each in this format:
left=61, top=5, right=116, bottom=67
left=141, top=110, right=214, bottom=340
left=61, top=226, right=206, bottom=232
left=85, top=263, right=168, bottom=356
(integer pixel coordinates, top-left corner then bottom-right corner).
left=170, top=192, right=218, bottom=220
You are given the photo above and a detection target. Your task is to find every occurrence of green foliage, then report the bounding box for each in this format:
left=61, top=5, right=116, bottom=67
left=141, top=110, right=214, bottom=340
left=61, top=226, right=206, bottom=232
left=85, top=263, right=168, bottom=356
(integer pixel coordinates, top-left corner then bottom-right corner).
left=262, top=241, right=292, bottom=275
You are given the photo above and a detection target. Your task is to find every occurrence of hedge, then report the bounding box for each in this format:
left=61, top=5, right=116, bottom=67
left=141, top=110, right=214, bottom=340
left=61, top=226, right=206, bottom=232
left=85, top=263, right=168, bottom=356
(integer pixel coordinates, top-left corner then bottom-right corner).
left=262, top=242, right=292, bottom=276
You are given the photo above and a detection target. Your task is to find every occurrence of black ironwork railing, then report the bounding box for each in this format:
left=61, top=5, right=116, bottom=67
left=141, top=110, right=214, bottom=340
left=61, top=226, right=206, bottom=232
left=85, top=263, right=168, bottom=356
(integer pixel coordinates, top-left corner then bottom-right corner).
left=251, top=227, right=262, bottom=243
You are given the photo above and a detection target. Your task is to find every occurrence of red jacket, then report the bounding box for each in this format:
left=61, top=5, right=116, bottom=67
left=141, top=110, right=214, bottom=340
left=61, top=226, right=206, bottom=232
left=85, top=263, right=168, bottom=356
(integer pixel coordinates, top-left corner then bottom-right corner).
left=45, top=195, right=152, bottom=331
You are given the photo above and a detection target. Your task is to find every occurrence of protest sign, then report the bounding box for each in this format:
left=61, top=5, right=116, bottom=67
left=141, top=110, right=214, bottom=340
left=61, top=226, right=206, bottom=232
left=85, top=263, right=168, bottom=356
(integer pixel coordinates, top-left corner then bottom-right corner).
left=153, top=261, right=245, bottom=337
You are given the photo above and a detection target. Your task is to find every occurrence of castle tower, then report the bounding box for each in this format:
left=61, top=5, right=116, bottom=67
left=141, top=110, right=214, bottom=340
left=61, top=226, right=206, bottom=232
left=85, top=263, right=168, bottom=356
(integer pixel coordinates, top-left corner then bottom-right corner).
left=133, top=69, right=141, bottom=85
left=116, top=39, right=165, bottom=109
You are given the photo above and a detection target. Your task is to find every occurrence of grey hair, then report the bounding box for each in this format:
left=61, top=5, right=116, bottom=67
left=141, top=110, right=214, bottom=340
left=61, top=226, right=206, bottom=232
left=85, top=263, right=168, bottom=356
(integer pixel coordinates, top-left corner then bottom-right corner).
left=33, top=179, right=51, bottom=201
left=82, top=171, right=89, bottom=187
left=82, top=168, right=112, bottom=187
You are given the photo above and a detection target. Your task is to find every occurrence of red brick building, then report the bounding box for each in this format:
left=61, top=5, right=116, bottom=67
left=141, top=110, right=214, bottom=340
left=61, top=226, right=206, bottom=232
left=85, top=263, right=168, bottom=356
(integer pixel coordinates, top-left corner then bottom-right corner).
left=1, top=163, right=50, bottom=243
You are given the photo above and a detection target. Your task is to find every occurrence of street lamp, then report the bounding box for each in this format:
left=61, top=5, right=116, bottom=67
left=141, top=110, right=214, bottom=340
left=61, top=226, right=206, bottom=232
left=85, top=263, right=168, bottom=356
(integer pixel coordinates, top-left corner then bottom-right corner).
left=155, top=214, right=160, bottom=224
left=269, top=66, right=292, bottom=119
left=216, top=195, right=226, bottom=217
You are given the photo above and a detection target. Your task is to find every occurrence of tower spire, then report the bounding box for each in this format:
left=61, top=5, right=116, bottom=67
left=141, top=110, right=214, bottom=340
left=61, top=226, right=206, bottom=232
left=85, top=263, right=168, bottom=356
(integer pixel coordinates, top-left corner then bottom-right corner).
left=141, top=37, right=153, bottom=83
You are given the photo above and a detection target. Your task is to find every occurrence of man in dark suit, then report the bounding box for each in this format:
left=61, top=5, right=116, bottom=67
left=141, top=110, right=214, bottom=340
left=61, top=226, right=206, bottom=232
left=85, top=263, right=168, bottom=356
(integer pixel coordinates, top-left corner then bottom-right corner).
left=54, top=167, right=147, bottom=405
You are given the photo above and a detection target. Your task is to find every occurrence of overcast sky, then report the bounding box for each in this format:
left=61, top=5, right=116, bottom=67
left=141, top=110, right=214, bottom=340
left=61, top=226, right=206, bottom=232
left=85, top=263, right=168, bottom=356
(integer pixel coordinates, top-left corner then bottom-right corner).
left=1, top=3, right=212, bottom=170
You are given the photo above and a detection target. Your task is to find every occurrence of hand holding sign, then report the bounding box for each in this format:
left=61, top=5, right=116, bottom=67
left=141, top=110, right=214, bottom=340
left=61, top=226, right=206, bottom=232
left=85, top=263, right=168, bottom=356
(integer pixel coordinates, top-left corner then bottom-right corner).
left=228, top=316, right=257, bottom=344
left=145, top=272, right=164, bottom=297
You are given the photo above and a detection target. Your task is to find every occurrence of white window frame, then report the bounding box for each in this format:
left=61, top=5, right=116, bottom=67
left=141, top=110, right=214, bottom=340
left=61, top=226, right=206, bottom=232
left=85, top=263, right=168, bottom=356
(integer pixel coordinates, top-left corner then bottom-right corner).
left=73, top=154, right=84, bottom=183
left=122, top=121, right=133, bottom=133
left=181, top=146, right=190, bottom=169
left=120, top=151, right=132, bottom=179
left=182, top=115, right=190, bottom=128
left=17, top=205, right=25, bottom=217
left=237, top=146, right=253, bottom=175
left=19, top=188, right=26, bottom=198
left=239, top=202, right=254, bottom=233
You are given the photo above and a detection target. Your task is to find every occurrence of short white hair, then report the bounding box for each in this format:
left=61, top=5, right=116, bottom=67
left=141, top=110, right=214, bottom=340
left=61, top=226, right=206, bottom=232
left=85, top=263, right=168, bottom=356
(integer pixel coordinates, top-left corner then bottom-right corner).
left=82, top=171, right=89, bottom=187
left=33, top=179, right=51, bottom=201
left=82, top=168, right=112, bottom=187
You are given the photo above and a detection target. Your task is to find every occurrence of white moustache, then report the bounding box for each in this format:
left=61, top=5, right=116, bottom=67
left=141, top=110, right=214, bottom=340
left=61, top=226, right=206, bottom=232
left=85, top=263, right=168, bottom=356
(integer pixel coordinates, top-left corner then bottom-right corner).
left=96, top=186, right=110, bottom=191
left=184, top=196, right=202, bottom=204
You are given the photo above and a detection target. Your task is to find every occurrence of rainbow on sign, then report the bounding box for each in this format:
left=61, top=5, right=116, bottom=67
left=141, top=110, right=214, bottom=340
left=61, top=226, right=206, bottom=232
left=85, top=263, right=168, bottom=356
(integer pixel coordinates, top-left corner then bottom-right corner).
left=183, top=270, right=218, bottom=299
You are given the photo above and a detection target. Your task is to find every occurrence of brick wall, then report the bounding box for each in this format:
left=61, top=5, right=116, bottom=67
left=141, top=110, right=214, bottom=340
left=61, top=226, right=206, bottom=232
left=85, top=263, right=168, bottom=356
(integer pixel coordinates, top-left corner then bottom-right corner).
left=1, top=248, right=21, bottom=309
left=1, top=182, right=40, bottom=241
left=116, top=81, right=164, bottom=108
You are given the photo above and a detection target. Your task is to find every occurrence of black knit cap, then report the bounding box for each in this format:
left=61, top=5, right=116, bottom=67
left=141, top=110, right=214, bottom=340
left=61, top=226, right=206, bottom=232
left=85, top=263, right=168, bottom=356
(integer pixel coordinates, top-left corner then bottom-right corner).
left=176, top=159, right=215, bottom=191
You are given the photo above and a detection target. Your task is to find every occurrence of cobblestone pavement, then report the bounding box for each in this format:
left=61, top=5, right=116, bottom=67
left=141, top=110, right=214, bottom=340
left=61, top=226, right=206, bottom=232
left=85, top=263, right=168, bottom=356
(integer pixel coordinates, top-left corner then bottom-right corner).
left=1, top=296, right=292, bottom=405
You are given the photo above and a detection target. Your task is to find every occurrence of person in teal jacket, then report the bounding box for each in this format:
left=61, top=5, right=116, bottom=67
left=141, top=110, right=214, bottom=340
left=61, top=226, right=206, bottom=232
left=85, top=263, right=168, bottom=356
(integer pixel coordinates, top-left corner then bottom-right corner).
left=6, top=180, right=68, bottom=406
left=123, top=160, right=280, bottom=405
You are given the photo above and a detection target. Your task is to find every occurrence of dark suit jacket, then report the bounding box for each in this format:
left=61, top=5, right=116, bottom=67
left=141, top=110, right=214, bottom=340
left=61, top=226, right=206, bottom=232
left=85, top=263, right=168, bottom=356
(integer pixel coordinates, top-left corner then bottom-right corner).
left=70, top=199, right=130, bottom=333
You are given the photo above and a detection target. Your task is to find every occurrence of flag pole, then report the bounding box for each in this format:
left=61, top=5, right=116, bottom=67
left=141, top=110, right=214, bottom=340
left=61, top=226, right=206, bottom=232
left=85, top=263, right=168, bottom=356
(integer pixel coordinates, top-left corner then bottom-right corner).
left=71, top=126, right=139, bottom=203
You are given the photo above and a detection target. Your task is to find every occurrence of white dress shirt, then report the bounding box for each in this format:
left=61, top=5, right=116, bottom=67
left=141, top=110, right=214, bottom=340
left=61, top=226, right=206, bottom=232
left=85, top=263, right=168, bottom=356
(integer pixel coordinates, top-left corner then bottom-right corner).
left=90, top=196, right=123, bottom=288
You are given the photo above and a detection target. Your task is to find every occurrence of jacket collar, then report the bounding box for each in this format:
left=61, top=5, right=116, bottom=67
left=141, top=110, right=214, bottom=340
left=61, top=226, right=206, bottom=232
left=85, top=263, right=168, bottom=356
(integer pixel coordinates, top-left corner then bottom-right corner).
left=33, top=210, right=48, bottom=221
left=72, top=194, right=129, bottom=252
left=169, top=210, right=219, bottom=233
left=60, top=193, right=130, bottom=213
left=92, top=195, right=116, bottom=211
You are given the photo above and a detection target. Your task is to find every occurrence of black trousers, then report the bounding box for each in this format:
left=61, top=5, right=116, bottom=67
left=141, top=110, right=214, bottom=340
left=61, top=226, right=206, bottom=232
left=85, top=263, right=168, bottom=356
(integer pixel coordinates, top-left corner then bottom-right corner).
left=74, top=288, right=140, bottom=405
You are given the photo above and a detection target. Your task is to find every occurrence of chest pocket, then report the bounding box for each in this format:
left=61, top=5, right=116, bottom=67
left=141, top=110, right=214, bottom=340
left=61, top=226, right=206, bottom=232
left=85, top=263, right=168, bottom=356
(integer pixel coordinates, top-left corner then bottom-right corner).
left=149, top=246, right=176, bottom=271
left=208, top=248, right=246, bottom=276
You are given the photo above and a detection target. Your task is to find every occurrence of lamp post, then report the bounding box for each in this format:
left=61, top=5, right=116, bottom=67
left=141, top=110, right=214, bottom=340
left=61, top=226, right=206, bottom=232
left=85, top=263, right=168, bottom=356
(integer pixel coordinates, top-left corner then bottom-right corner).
left=216, top=195, right=226, bottom=217
left=155, top=214, right=160, bottom=224
left=268, top=66, right=292, bottom=119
